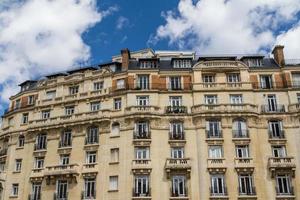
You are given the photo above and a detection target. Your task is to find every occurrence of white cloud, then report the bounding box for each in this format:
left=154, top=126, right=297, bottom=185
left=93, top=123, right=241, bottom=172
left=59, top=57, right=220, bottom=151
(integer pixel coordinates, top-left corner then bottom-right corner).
left=116, top=16, right=129, bottom=30
left=0, top=0, right=114, bottom=105
left=151, top=0, right=300, bottom=56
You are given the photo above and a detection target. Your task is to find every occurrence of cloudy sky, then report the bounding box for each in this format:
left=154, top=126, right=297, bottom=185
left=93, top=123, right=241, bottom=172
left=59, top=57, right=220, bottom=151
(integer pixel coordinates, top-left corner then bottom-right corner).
left=0, top=0, right=300, bottom=114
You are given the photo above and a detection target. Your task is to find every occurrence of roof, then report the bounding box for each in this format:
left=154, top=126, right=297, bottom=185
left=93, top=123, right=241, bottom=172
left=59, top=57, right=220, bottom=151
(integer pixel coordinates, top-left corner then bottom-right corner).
left=18, top=80, right=37, bottom=86
left=67, top=66, right=98, bottom=74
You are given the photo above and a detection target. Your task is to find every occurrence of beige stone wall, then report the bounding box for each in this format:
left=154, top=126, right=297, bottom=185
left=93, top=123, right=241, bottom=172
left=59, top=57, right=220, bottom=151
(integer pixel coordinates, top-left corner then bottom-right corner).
left=0, top=60, right=300, bottom=200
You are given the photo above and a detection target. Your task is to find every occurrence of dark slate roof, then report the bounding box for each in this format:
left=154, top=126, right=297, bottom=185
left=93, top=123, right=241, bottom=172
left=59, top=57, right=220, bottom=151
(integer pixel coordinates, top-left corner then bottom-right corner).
left=67, top=66, right=98, bottom=74
left=18, top=80, right=37, bottom=86
left=45, top=72, right=68, bottom=79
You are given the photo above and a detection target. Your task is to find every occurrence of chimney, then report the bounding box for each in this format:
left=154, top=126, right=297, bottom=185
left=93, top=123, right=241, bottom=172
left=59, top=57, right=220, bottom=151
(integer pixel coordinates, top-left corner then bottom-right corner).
left=272, top=45, right=285, bottom=67
left=121, top=48, right=130, bottom=71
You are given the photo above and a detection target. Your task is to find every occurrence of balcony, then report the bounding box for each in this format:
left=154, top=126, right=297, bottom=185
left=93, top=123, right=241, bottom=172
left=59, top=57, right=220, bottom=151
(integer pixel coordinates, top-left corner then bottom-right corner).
left=207, top=158, right=226, bottom=173
left=268, top=131, right=285, bottom=142
left=45, top=164, right=79, bottom=184
left=53, top=192, right=68, bottom=200
left=234, top=158, right=254, bottom=172
left=84, top=137, right=99, bottom=146
left=192, top=104, right=258, bottom=115
left=0, top=148, right=8, bottom=157
left=268, top=157, right=296, bottom=177
left=30, top=168, right=44, bottom=181
left=132, top=188, right=151, bottom=200
left=170, top=188, right=189, bottom=200
left=169, top=132, right=185, bottom=141
left=232, top=130, right=249, bottom=139
left=82, top=163, right=98, bottom=175
left=288, top=103, right=300, bottom=112
left=166, top=106, right=187, bottom=114
left=206, top=130, right=223, bottom=140
left=34, top=144, right=47, bottom=152
left=194, top=82, right=252, bottom=91
left=134, top=131, right=151, bottom=140
left=276, top=187, right=295, bottom=199
left=132, top=159, right=152, bottom=173
left=81, top=191, right=96, bottom=200
left=238, top=186, right=257, bottom=198
left=58, top=141, right=72, bottom=149
left=165, top=158, right=191, bottom=178
left=261, top=105, right=285, bottom=113
left=28, top=194, right=41, bottom=200
left=125, top=106, right=161, bottom=116
left=210, top=187, right=228, bottom=199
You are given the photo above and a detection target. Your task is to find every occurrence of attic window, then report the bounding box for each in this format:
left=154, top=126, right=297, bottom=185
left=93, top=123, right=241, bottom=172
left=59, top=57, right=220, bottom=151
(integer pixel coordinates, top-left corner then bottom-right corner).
left=244, top=58, right=263, bottom=67
left=139, top=60, right=157, bottom=69
left=173, top=59, right=192, bottom=68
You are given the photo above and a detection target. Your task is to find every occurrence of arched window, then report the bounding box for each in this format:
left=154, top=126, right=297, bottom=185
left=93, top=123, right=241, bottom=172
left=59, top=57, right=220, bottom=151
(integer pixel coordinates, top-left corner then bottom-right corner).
left=86, top=126, right=99, bottom=145
left=232, top=119, right=248, bottom=138
left=18, top=135, right=25, bottom=147
left=111, top=122, right=120, bottom=136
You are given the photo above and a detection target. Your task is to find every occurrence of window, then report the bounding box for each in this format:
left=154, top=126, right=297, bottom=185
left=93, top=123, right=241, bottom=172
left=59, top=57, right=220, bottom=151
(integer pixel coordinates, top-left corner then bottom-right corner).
left=171, top=147, right=184, bottom=159
left=109, top=176, right=118, bottom=191
left=209, top=146, right=223, bottom=158
left=272, top=146, right=286, bottom=157
left=65, top=106, right=75, bottom=115
left=211, top=175, right=226, bottom=195
left=31, top=182, right=41, bottom=200
left=140, top=60, right=157, bottom=68
left=111, top=122, right=120, bottom=136
left=69, top=86, right=79, bottom=95
left=41, top=110, right=50, bottom=119
left=11, top=184, right=19, bottom=196
left=169, top=96, right=182, bottom=107
left=206, top=120, right=221, bottom=138
left=110, top=148, right=119, bottom=163
left=22, top=113, right=29, bottom=124
left=238, top=174, right=254, bottom=195
left=56, top=180, right=68, bottom=199
left=134, top=121, right=149, bottom=138
left=227, top=74, right=240, bottom=83
left=134, top=175, right=149, bottom=196
left=236, top=145, right=249, bottom=158
left=276, top=174, right=292, bottom=195
left=34, top=157, right=44, bottom=169
left=86, top=127, right=99, bottom=145
left=169, top=76, right=182, bottom=90
left=268, top=120, right=283, bottom=138
left=230, top=95, right=243, bottom=104
left=116, top=79, right=125, bottom=89
left=170, top=121, right=184, bottom=140
left=84, top=178, right=96, bottom=199
left=114, top=98, right=122, bottom=110
left=35, top=134, right=47, bottom=150
left=205, top=95, right=218, bottom=105
left=86, top=151, right=97, bottom=164
left=46, top=90, right=56, bottom=100
left=203, top=75, right=215, bottom=87
left=232, top=119, right=248, bottom=137
left=28, top=95, right=35, bottom=105
left=137, top=75, right=149, bottom=89
left=60, top=154, right=70, bottom=165
left=136, top=96, right=149, bottom=106
left=0, top=161, right=5, bottom=172
left=15, top=99, right=21, bottom=109
left=59, top=130, right=72, bottom=147
left=94, top=81, right=104, bottom=91
left=172, top=176, right=187, bottom=197
left=15, top=159, right=22, bottom=172
left=173, top=59, right=192, bottom=68
left=260, top=75, right=273, bottom=89
left=297, top=93, right=300, bottom=103
left=244, top=58, right=263, bottom=67
left=8, top=117, right=14, bottom=126
left=135, top=147, right=150, bottom=160
left=292, top=73, right=300, bottom=88
left=90, top=102, right=101, bottom=111
left=18, top=135, right=25, bottom=147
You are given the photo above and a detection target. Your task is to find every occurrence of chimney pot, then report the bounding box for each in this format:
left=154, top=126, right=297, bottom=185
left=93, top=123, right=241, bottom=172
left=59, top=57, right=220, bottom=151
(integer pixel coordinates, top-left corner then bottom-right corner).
left=121, top=48, right=130, bottom=71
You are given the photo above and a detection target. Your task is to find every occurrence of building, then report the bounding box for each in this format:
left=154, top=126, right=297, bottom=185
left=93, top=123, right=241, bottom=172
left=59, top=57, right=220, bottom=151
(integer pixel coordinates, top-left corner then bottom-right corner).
left=0, top=46, right=300, bottom=200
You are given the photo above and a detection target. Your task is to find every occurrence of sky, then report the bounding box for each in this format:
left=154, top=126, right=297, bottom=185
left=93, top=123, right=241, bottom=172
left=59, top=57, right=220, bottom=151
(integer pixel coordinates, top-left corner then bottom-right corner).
left=0, top=0, right=300, bottom=115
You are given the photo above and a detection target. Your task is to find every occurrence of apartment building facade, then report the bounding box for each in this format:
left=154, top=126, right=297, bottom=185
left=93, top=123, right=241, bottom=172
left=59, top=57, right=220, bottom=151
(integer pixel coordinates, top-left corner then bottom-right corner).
left=0, top=46, right=300, bottom=200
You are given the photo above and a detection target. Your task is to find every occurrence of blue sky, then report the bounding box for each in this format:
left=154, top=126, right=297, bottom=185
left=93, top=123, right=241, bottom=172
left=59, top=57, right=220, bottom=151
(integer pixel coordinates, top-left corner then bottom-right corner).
left=0, top=0, right=300, bottom=115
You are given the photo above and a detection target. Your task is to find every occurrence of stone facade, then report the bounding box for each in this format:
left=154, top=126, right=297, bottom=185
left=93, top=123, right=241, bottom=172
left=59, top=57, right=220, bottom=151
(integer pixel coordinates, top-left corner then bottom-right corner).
left=0, top=46, right=300, bottom=200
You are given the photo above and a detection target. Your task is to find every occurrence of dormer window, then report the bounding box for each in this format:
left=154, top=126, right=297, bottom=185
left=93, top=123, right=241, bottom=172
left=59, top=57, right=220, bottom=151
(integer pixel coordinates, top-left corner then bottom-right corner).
left=173, top=59, right=192, bottom=68
left=243, top=58, right=263, bottom=67
left=139, top=59, right=158, bottom=69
